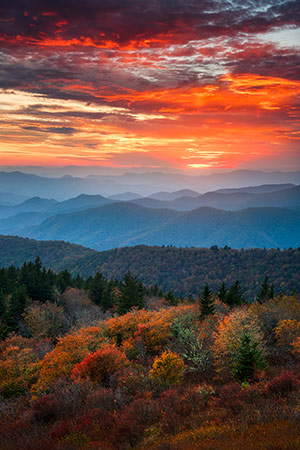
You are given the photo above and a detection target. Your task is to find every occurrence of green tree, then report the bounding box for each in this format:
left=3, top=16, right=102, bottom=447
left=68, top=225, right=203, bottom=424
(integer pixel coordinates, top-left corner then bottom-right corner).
left=218, top=282, right=227, bottom=303
left=257, top=277, right=273, bottom=303
left=200, top=284, right=215, bottom=317
left=89, top=272, right=109, bottom=309
left=224, top=280, right=245, bottom=307
left=56, top=269, right=72, bottom=293
left=117, top=271, right=146, bottom=315
left=5, top=284, right=30, bottom=332
left=233, top=333, right=265, bottom=382
left=164, top=290, right=178, bottom=305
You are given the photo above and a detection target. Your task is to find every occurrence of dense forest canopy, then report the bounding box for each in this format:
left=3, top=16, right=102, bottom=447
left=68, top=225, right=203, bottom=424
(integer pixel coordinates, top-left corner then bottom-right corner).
left=0, top=236, right=299, bottom=300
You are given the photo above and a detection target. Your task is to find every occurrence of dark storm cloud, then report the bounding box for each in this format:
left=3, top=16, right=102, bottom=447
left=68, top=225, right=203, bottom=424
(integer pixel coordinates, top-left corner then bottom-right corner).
left=0, top=0, right=299, bottom=46
left=22, top=126, right=78, bottom=133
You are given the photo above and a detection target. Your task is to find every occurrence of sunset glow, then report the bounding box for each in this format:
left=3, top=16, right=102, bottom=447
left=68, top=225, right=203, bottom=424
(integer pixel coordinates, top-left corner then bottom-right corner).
left=0, top=1, right=299, bottom=170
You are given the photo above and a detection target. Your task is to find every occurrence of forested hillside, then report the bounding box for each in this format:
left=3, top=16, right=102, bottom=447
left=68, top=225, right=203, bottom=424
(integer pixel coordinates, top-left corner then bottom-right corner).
left=1, top=236, right=299, bottom=300
left=1, top=257, right=300, bottom=449
left=0, top=235, right=96, bottom=270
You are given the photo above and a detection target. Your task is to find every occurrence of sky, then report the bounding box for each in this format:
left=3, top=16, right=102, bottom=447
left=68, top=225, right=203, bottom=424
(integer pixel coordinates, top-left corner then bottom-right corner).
left=0, top=0, right=299, bottom=172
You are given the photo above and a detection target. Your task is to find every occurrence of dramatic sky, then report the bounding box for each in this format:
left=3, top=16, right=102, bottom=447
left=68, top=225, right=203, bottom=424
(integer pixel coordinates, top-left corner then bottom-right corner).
left=0, top=0, right=299, bottom=171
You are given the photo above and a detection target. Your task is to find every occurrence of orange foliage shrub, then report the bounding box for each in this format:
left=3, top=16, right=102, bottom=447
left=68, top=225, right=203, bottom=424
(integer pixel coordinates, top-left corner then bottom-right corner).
left=31, top=325, right=107, bottom=397
left=106, top=305, right=195, bottom=347
left=251, top=295, right=300, bottom=333
left=0, top=336, right=40, bottom=398
left=275, top=319, right=300, bottom=348
left=71, top=345, right=128, bottom=384
left=149, top=351, right=185, bottom=388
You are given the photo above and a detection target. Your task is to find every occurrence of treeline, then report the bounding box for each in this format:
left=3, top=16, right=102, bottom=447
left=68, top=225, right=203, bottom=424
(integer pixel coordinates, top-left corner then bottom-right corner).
left=63, top=245, right=300, bottom=299
left=0, top=237, right=299, bottom=300
left=0, top=258, right=148, bottom=339
left=1, top=257, right=277, bottom=340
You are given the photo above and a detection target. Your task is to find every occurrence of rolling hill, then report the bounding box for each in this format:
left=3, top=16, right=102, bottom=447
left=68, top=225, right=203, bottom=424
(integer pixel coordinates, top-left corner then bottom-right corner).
left=132, top=185, right=300, bottom=211
left=19, top=202, right=300, bottom=250
left=0, top=235, right=96, bottom=270
left=0, top=235, right=299, bottom=299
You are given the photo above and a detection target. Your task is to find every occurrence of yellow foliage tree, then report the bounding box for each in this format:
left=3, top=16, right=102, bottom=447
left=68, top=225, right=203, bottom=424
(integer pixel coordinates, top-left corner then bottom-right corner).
left=275, top=319, right=300, bottom=348
left=149, top=351, right=185, bottom=387
left=213, top=307, right=265, bottom=375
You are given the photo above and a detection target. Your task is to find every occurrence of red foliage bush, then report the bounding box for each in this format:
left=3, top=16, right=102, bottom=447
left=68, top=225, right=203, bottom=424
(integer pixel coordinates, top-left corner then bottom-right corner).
left=215, top=382, right=244, bottom=412
left=71, top=345, right=128, bottom=385
left=31, top=395, right=59, bottom=424
left=264, top=371, right=300, bottom=397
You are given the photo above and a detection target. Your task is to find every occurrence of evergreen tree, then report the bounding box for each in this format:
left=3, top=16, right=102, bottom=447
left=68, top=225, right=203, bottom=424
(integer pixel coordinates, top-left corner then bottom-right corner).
left=4, top=284, right=30, bottom=332
left=56, top=269, right=72, bottom=293
left=233, top=333, right=265, bottom=382
left=224, top=280, right=245, bottom=307
left=218, top=282, right=227, bottom=303
left=117, top=271, right=146, bottom=315
left=0, top=290, right=5, bottom=317
left=269, top=283, right=275, bottom=299
left=199, top=284, right=215, bottom=317
left=101, top=280, right=116, bottom=311
left=257, top=276, right=270, bottom=303
left=74, top=274, right=85, bottom=289
left=89, top=273, right=107, bottom=306
left=165, top=290, right=178, bottom=305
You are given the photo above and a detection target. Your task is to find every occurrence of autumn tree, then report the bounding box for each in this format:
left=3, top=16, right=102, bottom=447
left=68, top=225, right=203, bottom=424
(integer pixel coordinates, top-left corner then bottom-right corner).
left=71, top=345, right=128, bottom=385
left=149, top=351, right=185, bottom=388
left=213, top=308, right=265, bottom=376
left=23, top=301, right=68, bottom=340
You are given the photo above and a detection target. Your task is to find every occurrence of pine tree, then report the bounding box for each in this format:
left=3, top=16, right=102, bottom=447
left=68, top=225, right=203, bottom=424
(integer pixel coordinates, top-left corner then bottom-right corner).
left=200, top=284, right=215, bottom=317
left=218, top=282, right=227, bottom=303
left=165, top=290, right=178, bottom=305
left=56, top=269, right=72, bottom=293
left=117, top=271, right=146, bottom=315
left=89, top=273, right=107, bottom=307
left=0, top=290, right=5, bottom=317
left=4, top=284, right=30, bottom=332
left=257, top=276, right=271, bottom=304
left=224, top=280, right=245, bottom=307
left=233, top=333, right=265, bottom=382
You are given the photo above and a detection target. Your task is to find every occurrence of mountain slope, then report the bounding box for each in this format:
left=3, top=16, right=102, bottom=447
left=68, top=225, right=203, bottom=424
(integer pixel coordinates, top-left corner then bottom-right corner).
left=0, top=236, right=299, bottom=299
left=20, top=203, right=300, bottom=250
left=0, top=235, right=96, bottom=270
left=148, top=189, right=201, bottom=200
left=132, top=185, right=300, bottom=211
left=1, top=170, right=299, bottom=200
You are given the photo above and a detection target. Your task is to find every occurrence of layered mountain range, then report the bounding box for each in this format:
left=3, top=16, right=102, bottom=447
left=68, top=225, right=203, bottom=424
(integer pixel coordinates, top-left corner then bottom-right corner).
left=0, top=170, right=299, bottom=250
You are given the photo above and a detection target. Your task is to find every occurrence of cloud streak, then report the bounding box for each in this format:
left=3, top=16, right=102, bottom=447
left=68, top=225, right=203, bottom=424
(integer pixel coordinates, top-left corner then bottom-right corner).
left=0, top=0, right=299, bottom=169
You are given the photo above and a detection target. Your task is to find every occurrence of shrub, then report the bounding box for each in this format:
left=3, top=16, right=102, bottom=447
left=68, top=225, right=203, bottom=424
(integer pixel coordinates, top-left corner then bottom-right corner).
left=215, top=382, right=244, bottom=412
left=264, top=371, right=300, bottom=397
left=71, top=345, right=128, bottom=385
left=149, top=351, right=185, bottom=388
left=32, top=395, right=59, bottom=424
